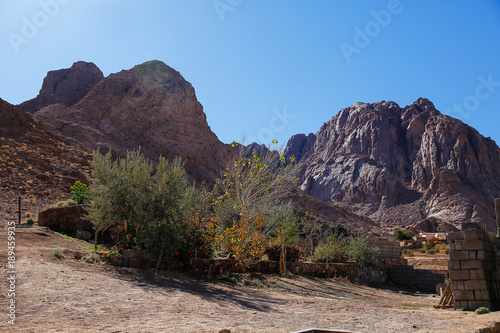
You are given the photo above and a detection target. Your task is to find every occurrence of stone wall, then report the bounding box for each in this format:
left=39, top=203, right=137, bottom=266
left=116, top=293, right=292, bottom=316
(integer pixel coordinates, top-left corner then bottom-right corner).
left=38, top=205, right=93, bottom=234
left=448, top=222, right=500, bottom=311
left=111, top=251, right=358, bottom=279
left=368, top=237, right=401, bottom=259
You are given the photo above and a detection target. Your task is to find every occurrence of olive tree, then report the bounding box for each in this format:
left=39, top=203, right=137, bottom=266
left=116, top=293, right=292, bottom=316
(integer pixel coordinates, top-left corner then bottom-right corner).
left=86, top=149, right=198, bottom=264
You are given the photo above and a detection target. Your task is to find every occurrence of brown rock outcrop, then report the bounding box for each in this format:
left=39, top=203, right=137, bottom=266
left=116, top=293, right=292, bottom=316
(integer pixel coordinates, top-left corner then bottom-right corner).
left=288, top=98, right=500, bottom=231
left=37, top=205, right=92, bottom=234
left=18, top=61, right=104, bottom=113
left=34, top=60, right=231, bottom=185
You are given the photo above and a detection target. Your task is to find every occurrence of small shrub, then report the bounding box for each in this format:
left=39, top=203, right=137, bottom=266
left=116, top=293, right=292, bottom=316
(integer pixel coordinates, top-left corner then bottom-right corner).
left=53, top=199, right=77, bottom=208
left=53, top=245, right=65, bottom=258
left=426, top=248, right=438, bottom=255
left=475, top=307, right=490, bottom=315
left=444, top=247, right=450, bottom=255
left=402, top=248, right=412, bottom=256
left=419, top=248, right=426, bottom=253
left=393, top=229, right=414, bottom=241
left=26, top=217, right=34, bottom=225
left=455, top=307, right=464, bottom=311
left=347, top=235, right=379, bottom=271
left=423, top=241, right=433, bottom=250
left=313, top=234, right=348, bottom=263
left=70, top=181, right=89, bottom=205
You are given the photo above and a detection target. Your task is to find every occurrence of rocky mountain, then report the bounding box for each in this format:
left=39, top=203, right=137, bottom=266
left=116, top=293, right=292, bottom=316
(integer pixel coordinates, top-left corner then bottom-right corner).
left=18, top=61, right=104, bottom=113
left=0, top=98, right=91, bottom=222
left=286, top=98, right=500, bottom=232
left=33, top=60, right=231, bottom=185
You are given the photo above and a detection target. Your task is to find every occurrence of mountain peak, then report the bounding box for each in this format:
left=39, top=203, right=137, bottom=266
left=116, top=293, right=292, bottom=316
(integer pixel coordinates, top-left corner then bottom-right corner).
left=18, top=61, right=103, bottom=113
left=132, top=60, right=180, bottom=89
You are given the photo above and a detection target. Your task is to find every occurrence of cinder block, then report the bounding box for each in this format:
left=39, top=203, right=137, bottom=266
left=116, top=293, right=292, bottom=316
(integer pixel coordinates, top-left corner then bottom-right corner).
left=485, top=232, right=494, bottom=243
left=454, top=300, right=466, bottom=309
left=468, top=251, right=477, bottom=260
left=465, top=280, right=488, bottom=290
left=447, top=231, right=464, bottom=242
left=467, top=300, right=491, bottom=311
left=454, top=290, right=475, bottom=301
left=449, top=269, right=470, bottom=281
left=465, top=228, right=485, bottom=241
left=474, top=290, right=491, bottom=301
left=462, top=239, right=486, bottom=251
left=460, top=260, right=484, bottom=270
left=470, top=270, right=477, bottom=280
left=461, top=222, right=486, bottom=233
left=449, top=251, right=469, bottom=261
left=475, top=270, right=486, bottom=280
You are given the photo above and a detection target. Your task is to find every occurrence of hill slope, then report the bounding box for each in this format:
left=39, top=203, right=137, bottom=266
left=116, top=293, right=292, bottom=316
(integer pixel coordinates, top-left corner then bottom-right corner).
left=0, top=98, right=91, bottom=221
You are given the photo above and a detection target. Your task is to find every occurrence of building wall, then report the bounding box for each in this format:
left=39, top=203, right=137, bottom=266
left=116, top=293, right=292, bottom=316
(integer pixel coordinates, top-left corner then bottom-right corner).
left=448, top=223, right=500, bottom=311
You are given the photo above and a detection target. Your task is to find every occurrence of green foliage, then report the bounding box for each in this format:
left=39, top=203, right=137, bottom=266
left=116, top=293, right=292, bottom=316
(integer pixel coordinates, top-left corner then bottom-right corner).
left=423, top=241, right=433, bottom=250
left=313, top=234, right=348, bottom=263
left=426, top=248, right=438, bottom=255
left=393, top=229, right=414, bottom=241
left=444, top=247, right=450, bottom=255
left=26, top=217, right=34, bottom=225
left=53, top=245, right=65, bottom=258
left=211, top=139, right=300, bottom=262
left=401, top=248, right=412, bottom=256
left=86, top=149, right=199, bottom=258
left=70, top=181, right=89, bottom=205
left=475, top=307, right=490, bottom=314
left=419, top=248, right=426, bottom=253
left=347, top=235, right=379, bottom=271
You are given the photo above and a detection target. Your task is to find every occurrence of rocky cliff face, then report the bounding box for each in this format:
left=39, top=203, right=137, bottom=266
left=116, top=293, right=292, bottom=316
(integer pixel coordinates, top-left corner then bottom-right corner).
left=33, top=60, right=230, bottom=185
left=18, top=61, right=104, bottom=113
left=287, top=98, right=500, bottom=231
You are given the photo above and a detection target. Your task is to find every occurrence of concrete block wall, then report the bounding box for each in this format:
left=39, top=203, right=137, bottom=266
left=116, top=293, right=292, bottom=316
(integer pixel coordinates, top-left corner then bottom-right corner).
left=448, top=222, right=500, bottom=311
left=368, top=237, right=401, bottom=259
left=386, top=263, right=446, bottom=292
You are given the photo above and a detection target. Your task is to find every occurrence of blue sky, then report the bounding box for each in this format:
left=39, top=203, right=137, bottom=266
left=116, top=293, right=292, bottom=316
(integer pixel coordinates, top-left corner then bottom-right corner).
left=1, top=0, right=500, bottom=146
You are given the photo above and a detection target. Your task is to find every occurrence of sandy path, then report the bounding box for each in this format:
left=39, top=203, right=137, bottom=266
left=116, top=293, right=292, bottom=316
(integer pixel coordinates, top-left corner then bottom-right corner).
left=0, top=226, right=498, bottom=332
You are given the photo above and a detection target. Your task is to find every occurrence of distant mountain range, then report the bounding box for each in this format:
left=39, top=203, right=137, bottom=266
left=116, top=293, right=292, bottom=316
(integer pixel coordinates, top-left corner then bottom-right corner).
left=4, top=60, right=499, bottom=233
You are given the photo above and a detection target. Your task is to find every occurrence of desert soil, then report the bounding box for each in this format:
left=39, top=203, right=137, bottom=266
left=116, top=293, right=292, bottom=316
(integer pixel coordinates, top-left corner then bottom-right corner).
left=0, top=226, right=499, bottom=333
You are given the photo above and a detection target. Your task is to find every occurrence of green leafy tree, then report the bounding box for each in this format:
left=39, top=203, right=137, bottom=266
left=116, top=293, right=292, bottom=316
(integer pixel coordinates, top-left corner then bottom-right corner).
left=86, top=149, right=198, bottom=262
left=347, top=235, right=380, bottom=271
left=134, top=156, right=199, bottom=261
left=86, top=149, right=152, bottom=248
left=212, top=139, right=299, bottom=262
left=70, top=181, right=89, bottom=204
left=393, top=229, right=414, bottom=241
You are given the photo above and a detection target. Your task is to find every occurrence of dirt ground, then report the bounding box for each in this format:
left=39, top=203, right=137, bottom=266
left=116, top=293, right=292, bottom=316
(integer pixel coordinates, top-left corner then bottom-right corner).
left=0, top=226, right=499, bottom=333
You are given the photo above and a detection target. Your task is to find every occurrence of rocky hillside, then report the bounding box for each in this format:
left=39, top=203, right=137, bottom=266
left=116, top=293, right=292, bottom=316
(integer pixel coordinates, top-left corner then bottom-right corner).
left=0, top=98, right=91, bottom=222
left=286, top=98, right=500, bottom=232
left=18, top=61, right=104, bottom=113
left=33, top=60, right=231, bottom=185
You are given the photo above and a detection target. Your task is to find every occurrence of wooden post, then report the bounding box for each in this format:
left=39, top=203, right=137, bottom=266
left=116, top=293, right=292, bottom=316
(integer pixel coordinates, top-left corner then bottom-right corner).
left=495, top=198, right=500, bottom=238
left=18, top=196, right=21, bottom=225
